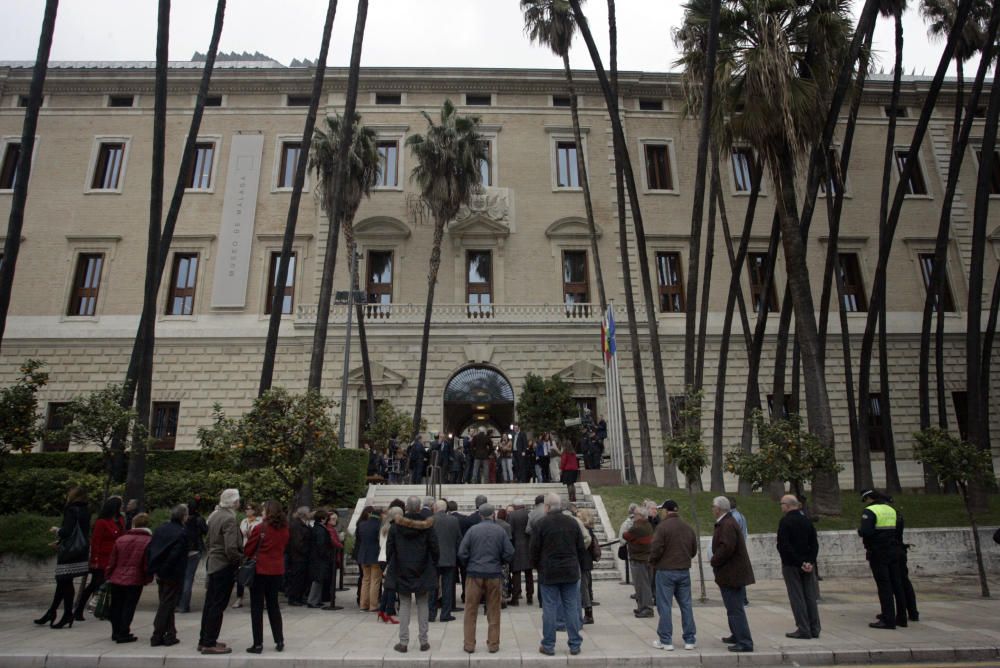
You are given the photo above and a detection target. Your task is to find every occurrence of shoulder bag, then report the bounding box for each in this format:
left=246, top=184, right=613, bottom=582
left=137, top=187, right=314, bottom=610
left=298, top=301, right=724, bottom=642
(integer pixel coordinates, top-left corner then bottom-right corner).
left=58, top=519, right=88, bottom=564
left=238, top=525, right=264, bottom=589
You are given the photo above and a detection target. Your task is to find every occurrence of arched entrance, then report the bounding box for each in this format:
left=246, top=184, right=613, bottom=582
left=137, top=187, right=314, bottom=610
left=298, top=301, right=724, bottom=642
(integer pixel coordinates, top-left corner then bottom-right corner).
left=443, top=365, right=515, bottom=436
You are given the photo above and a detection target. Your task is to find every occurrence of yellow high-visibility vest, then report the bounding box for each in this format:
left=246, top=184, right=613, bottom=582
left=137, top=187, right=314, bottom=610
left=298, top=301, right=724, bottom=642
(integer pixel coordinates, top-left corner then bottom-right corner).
left=868, top=503, right=897, bottom=529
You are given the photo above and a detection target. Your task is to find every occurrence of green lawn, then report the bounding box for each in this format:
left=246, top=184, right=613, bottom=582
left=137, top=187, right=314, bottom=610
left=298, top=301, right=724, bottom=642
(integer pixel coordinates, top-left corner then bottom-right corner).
left=592, top=485, right=1000, bottom=534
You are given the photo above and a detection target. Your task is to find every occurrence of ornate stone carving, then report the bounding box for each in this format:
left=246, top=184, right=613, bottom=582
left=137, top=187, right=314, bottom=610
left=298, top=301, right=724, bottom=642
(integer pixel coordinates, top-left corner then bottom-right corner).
left=455, top=187, right=511, bottom=224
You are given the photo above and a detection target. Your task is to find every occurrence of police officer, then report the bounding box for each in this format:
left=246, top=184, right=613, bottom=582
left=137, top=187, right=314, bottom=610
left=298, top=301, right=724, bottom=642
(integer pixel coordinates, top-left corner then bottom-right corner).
left=858, top=489, right=907, bottom=629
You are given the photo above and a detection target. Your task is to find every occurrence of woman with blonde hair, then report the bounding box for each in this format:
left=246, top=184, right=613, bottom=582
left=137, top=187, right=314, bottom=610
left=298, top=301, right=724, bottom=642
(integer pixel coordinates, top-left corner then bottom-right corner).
left=35, top=486, right=90, bottom=629
left=377, top=506, right=403, bottom=623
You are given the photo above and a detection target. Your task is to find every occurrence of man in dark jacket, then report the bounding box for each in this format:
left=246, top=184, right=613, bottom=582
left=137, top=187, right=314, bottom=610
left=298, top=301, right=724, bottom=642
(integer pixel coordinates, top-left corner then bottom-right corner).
left=512, top=425, right=529, bottom=482
left=409, top=435, right=427, bottom=484
left=509, top=500, right=533, bottom=605
left=430, top=500, right=462, bottom=622
left=387, top=497, right=439, bottom=653
left=777, top=495, right=820, bottom=640
left=530, top=492, right=586, bottom=656
left=711, top=496, right=754, bottom=653
left=470, top=427, right=492, bottom=484
left=649, top=499, right=699, bottom=650
left=148, top=504, right=190, bottom=647
left=458, top=504, right=514, bottom=653
left=859, top=489, right=907, bottom=629
left=286, top=507, right=312, bottom=606
left=623, top=506, right=655, bottom=618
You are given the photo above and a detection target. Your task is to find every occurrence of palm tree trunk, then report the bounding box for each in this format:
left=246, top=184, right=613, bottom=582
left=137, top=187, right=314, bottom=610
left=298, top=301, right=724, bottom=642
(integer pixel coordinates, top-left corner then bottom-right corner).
left=570, top=0, right=677, bottom=487
left=342, top=222, right=375, bottom=424
left=259, top=0, right=339, bottom=393
left=562, top=53, right=606, bottom=311
left=710, top=159, right=761, bottom=491
left=980, top=262, right=1000, bottom=452
left=124, top=0, right=169, bottom=507
left=771, top=289, right=793, bottom=421
left=695, top=155, right=718, bottom=394
left=412, top=218, right=446, bottom=437
left=0, top=0, right=57, bottom=351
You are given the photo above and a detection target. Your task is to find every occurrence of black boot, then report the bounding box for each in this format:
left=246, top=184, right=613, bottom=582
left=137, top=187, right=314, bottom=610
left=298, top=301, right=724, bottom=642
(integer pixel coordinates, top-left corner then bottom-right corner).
left=583, top=607, right=594, bottom=625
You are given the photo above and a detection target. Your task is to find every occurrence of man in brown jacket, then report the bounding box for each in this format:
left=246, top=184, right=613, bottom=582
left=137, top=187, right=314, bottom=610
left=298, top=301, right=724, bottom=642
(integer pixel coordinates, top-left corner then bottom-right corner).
left=710, top=496, right=754, bottom=653
left=649, top=500, right=698, bottom=651
left=623, top=506, right=655, bottom=617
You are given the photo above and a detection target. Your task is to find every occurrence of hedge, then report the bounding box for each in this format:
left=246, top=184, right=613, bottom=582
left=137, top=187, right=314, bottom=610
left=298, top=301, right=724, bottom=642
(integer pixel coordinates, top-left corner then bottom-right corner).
left=4, top=449, right=214, bottom=476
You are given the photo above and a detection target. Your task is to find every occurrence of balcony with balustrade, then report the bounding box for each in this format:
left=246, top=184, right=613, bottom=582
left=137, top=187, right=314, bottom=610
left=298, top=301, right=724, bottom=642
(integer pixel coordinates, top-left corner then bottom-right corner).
left=294, top=302, right=602, bottom=327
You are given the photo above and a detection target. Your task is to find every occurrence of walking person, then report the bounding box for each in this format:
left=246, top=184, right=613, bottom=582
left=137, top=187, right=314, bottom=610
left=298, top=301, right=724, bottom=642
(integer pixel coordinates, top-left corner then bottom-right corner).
left=355, top=506, right=382, bottom=612
left=387, top=497, right=439, bottom=653
left=458, top=504, right=514, bottom=653
left=859, top=489, right=907, bottom=629
left=559, top=442, right=579, bottom=502
left=245, top=500, right=290, bottom=654
left=232, top=503, right=260, bottom=609
left=106, top=513, right=153, bottom=643
left=306, top=509, right=334, bottom=608
left=431, top=499, right=461, bottom=622
left=531, top=492, right=586, bottom=657
left=35, top=486, right=90, bottom=629
left=649, top=499, right=698, bottom=651
left=623, top=505, right=655, bottom=618
left=777, top=495, right=820, bottom=640
left=377, top=507, right=403, bottom=624
left=509, top=499, right=533, bottom=606
left=179, top=497, right=207, bottom=614
left=74, top=496, right=124, bottom=621
left=711, top=496, right=755, bottom=653
left=197, top=488, right=243, bottom=655
left=148, top=505, right=191, bottom=647
left=285, top=507, right=312, bottom=607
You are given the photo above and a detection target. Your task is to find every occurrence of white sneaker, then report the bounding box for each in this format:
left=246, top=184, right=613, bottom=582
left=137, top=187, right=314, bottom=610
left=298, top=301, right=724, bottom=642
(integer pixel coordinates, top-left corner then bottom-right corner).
left=684, top=643, right=696, bottom=650
left=652, top=640, right=674, bottom=651
left=231, top=600, right=242, bottom=609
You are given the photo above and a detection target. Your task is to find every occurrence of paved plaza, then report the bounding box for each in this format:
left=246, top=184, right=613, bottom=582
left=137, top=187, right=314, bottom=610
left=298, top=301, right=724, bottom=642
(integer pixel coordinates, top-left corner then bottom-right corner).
left=1, top=573, right=998, bottom=667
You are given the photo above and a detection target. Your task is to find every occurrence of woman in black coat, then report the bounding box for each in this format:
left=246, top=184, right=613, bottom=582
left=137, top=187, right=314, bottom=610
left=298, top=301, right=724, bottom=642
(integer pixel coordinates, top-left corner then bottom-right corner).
left=35, top=486, right=90, bottom=629
left=306, top=510, right=333, bottom=608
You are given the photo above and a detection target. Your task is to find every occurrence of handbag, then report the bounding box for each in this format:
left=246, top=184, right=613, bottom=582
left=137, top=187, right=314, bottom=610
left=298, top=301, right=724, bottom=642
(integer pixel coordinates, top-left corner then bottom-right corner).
left=238, top=525, right=264, bottom=589
left=92, top=582, right=111, bottom=620
left=617, top=543, right=628, bottom=560
left=58, top=522, right=88, bottom=564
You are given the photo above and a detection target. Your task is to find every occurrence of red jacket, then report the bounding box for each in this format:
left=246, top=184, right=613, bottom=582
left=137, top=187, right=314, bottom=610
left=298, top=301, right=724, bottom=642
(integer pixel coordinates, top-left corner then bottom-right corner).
left=106, top=528, right=153, bottom=586
left=89, top=517, right=124, bottom=570
left=560, top=450, right=579, bottom=472
left=244, top=523, right=290, bottom=576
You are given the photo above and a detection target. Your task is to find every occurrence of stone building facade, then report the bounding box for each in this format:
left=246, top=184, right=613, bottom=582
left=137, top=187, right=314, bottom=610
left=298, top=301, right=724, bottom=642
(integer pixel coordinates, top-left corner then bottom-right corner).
left=0, top=59, right=997, bottom=487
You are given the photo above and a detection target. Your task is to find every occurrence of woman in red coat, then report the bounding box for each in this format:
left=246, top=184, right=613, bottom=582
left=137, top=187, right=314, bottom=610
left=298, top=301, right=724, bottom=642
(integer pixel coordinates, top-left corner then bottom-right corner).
left=560, top=442, right=580, bottom=502
left=105, top=513, right=153, bottom=643
left=245, top=500, right=290, bottom=654
left=74, top=496, right=124, bottom=620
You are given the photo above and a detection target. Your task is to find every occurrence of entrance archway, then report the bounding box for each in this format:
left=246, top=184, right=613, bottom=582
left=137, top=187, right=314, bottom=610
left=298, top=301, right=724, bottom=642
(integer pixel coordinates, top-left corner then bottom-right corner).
left=443, top=365, right=515, bottom=436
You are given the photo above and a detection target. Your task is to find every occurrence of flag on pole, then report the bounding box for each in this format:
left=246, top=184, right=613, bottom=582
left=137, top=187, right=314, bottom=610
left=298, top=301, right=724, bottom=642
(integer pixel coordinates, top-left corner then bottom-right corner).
left=601, top=304, right=625, bottom=482
left=601, top=308, right=616, bottom=363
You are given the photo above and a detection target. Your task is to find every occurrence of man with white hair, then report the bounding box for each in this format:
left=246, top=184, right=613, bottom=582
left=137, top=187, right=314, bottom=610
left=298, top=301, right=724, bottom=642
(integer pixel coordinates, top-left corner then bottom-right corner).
left=197, top=489, right=242, bottom=654
left=430, top=499, right=461, bottom=622
left=530, top=492, right=586, bottom=656
left=710, top=496, right=755, bottom=653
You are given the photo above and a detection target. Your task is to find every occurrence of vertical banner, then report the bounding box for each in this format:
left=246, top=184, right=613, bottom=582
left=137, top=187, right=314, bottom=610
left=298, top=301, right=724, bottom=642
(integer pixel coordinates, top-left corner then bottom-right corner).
left=212, top=133, right=264, bottom=308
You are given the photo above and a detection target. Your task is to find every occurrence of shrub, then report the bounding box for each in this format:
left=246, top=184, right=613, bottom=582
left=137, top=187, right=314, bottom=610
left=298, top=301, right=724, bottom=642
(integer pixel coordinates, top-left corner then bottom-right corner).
left=0, top=468, right=106, bottom=516
left=0, top=513, right=62, bottom=561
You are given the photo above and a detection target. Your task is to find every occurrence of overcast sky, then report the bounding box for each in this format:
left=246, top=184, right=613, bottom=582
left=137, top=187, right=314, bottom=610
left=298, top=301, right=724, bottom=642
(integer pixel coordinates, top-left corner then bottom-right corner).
left=0, top=1, right=967, bottom=76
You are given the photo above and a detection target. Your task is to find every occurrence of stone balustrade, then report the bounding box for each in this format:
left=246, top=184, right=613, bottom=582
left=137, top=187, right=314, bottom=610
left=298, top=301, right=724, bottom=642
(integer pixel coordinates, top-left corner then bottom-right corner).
left=295, top=302, right=603, bottom=325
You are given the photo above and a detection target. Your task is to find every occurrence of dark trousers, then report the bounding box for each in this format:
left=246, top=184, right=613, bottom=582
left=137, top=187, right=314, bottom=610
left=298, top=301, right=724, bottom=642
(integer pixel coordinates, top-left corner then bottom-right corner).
left=152, top=578, right=182, bottom=641
left=869, top=553, right=907, bottom=626
left=781, top=565, right=820, bottom=637
left=719, top=585, right=753, bottom=650
left=109, top=584, right=143, bottom=640
left=286, top=559, right=309, bottom=604
left=430, top=566, right=457, bottom=620
left=198, top=565, right=236, bottom=647
left=250, top=574, right=284, bottom=647
left=511, top=569, right=534, bottom=601
left=75, top=568, right=105, bottom=617
left=46, top=578, right=75, bottom=618
left=899, top=550, right=919, bottom=619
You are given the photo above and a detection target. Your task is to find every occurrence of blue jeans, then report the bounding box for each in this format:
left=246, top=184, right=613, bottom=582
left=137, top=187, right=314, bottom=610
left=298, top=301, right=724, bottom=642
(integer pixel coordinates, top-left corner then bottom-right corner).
left=471, top=459, right=488, bottom=484
left=540, top=581, right=582, bottom=652
left=655, top=569, right=696, bottom=645
left=179, top=552, right=201, bottom=612
left=719, top=585, right=753, bottom=650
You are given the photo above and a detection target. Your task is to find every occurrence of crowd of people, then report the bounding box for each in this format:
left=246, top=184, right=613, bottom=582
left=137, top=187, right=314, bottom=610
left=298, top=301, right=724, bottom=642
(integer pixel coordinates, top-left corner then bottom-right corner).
left=32, top=481, right=941, bottom=657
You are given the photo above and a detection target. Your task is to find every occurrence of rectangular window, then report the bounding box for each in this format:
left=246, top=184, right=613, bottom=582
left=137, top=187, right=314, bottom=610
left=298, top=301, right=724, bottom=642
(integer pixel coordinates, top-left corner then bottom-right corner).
left=639, top=99, right=663, bottom=111
left=67, top=253, right=104, bottom=316
left=91, top=142, right=126, bottom=190
left=747, top=252, right=778, bottom=313
left=286, top=94, right=311, bottom=107
left=266, top=251, right=296, bottom=315
left=17, top=95, right=30, bottom=108
left=868, top=393, right=886, bottom=452
left=952, top=391, right=969, bottom=441
left=278, top=141, right=301, bottom=189
left=166, top=253, right=199, bottom=316
left=479, top=140, right=493, bottom=187
left=375, top=93, right=402, bottom=105
left=766, top=393, right=794, bottom=419
left=43, top=402, right=72, bottom=452
left=465, top=93, right=492, bottom=106
left=0, top=142, right=21, bottom=189
left=644, top=144, right=673, bottom=190
left=556, top=141, right=580, bottom=188
left=185, top=142, right=215, bottom=189
left=151, top=402, right=179, bottom=450
left=108, top=95, right=134, bottom=108
left=376, top=140, right=399, bottom=187
left=552, top=95, right=571, bottom=108
left=204, top=95, right=223, bottom=107
left=837, top=253, right=868, bottom=312
left=894, top=149, right=928, bottom=195
left=918, top=252, right=956, bottom=312
left=975, top=149, right=1000, bottom=195
left=467, top=250, right=492, bottom=316
left=563, top=250, right=589, bottom=316
left=656, top=251, right=685, bottom=313
left=358, top=399, right=385, bottom=448
left=819, top=148, right=844, bottom=196
left=731, top=147, right=756, bottom=193
left=884, top=105, right=908, bottom=119
left=366, top=250, right=393, bottom=316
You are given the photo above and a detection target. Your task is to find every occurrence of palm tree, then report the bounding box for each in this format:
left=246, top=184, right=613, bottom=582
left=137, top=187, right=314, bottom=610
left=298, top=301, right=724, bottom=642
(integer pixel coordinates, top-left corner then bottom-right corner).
left=310, top=114, right=381, bottom=417
left=406, top=100, right=487, bottom=437
left=569, top=0, right=678, bottom=487
left=0, top=0, right=58, bottom=351
left=521, top=0, right=607, bottom=311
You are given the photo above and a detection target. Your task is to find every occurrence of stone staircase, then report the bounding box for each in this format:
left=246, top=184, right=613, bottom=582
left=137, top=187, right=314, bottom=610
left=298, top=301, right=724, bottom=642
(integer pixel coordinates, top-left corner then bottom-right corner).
left=343, top=482, right=621, bottom=585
